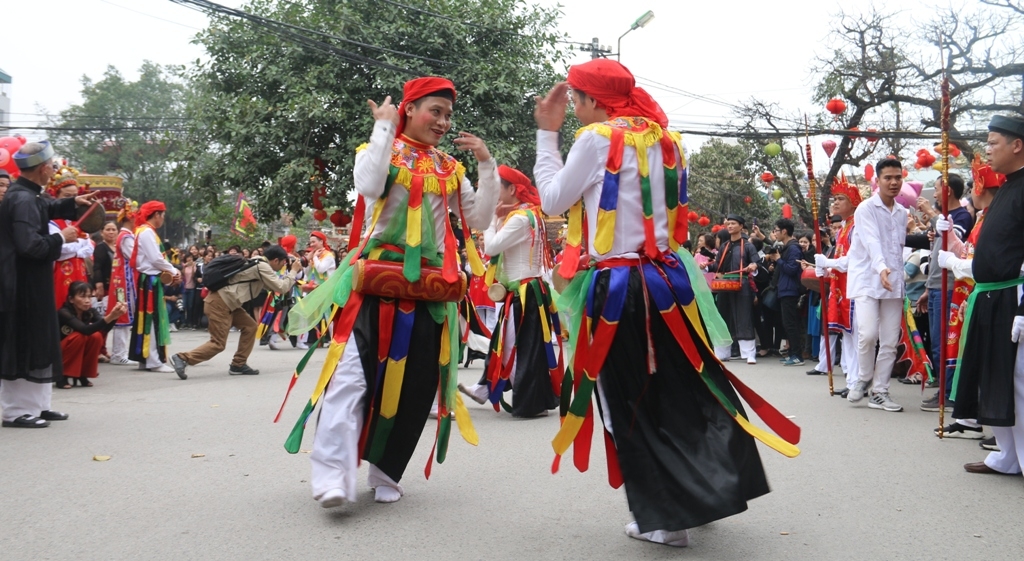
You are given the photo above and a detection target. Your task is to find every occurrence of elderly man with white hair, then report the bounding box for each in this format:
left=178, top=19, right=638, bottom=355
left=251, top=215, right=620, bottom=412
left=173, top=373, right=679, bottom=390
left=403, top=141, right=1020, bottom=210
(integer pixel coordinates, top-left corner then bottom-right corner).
left=0, top=141, right=95, bottom=428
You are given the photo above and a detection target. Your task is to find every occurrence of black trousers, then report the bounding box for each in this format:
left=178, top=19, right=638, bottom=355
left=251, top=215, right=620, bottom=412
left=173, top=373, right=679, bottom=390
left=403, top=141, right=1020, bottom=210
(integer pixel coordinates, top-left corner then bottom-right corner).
left=780, top=295, right=804, bottom=359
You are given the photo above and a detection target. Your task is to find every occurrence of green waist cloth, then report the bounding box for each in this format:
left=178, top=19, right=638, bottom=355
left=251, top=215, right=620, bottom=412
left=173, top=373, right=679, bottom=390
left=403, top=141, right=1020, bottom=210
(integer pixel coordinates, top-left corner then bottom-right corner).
left=950, top=276, right=1024, bottom=401
left=555, top=251, right=732, bottom=356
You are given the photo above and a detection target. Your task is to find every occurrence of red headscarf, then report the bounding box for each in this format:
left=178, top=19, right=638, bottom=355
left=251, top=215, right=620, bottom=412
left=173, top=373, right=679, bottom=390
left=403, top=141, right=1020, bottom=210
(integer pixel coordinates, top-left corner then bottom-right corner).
left=279, top=234, right=298, bottom=254
left=136, top=201, right=166, bottom=228
left=498, top=165, right=540, bottom=206
left=567, top=59, right=668, bottom=128
left=310, top=230, right=330, bottom=251
left=396, top=76, right=457, bottom=137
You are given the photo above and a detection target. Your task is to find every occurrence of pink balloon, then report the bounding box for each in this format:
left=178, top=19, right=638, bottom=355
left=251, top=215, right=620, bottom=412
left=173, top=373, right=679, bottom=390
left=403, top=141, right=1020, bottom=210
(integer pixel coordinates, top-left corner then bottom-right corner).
left=0, top=135, right=28, bottom=156
left=822, top=139, right=837, bottom=158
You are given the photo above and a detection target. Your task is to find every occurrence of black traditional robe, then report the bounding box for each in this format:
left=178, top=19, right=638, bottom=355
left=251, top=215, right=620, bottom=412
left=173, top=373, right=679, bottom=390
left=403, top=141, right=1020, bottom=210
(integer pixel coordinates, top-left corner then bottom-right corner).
left=955, top=167, right=1024, bottom=426
left=0, top=177, right=78, bottom=383
left=710, top=237, right=760, bottom=341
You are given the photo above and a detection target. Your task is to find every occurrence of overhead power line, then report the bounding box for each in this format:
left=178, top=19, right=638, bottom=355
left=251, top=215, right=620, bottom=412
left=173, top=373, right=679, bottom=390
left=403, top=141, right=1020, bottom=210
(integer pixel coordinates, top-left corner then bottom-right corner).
left=168, top=0, right=425, bottom=75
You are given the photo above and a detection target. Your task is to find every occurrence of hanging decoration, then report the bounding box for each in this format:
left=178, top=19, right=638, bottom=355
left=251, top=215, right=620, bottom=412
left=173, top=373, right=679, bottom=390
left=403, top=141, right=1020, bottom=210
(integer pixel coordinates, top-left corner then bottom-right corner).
left=864, top=163, right=874, bottom=182
left=687, top=210, right=699, bottom=223
left=781, top=203, right=792, bottom=219
left=760, top=171, right=775, bottom=184
left=329, top=210, right=351, bottom=228
left=915, top=148, right=937, bottom=170
left=866, top=128, right=880, bottom=143
left=744, top=196, right=752, bottom=205
left=934, top=143, right=961, bottom=158
left=313, top=209, right=328, bottom=222
left=312, top=184, right=327, bottom=210
left=825, top=98, right=846, bottom=117
left=821, top=139, right=837, bottom=158
left=764, top=142, right=782, bottom=157
left=771, top=188, right=783, bottom=201
left=711, top=224, right=722, bottom=233
left=697, top=215, right=710, bottom=227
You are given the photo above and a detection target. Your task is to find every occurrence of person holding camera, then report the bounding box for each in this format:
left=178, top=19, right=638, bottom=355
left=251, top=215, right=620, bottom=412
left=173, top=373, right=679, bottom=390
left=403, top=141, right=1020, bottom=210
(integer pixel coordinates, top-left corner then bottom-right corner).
left=170, top=245, right=302, bottom=379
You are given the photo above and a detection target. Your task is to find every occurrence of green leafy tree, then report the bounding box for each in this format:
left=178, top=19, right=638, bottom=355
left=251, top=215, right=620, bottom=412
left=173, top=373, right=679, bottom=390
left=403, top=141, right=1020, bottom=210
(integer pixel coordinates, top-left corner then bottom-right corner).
left=48, top=62, right=196, bottom=242
left=176, top=0, right=572, bottom=220
left=688, top=138, right=778, bottom=232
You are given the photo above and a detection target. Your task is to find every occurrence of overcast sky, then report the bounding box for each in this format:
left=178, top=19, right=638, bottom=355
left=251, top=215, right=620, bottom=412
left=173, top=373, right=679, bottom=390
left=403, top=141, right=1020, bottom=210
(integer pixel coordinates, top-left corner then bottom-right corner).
left=3, top=0, right=939, bottom=168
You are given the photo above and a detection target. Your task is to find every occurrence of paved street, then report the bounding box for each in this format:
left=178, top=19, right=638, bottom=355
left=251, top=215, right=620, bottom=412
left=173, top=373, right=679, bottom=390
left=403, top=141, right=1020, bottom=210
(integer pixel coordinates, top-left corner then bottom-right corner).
left=2, top=329, right=1022, bottom=561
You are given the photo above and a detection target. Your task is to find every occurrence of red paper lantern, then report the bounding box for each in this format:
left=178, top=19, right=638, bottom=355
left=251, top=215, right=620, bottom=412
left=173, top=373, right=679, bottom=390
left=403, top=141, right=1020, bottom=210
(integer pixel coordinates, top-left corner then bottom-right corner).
left=744, top=196, right=752, bottom=205
left=313, top=209, right=328, bottom=222
left=847, top=126, right=860, bottom=140
left=866, top=128, right=880, bottom=143
left=781, top=203, right=792, bottom=219
left=760, top=171, right=775, bottom=184
left=312, top=185, right=327, bottom=210
left=329, top=210, right=349, bottom=227
left=687, top=210, right=699, bottom=223
left=711, top=225, right=721, bottom=233
left=698, top=216, right=711, bottom=227
left=822, top=139, right=837, bottom=158
left=864, top=163, right=874, bottom=182
left=826, top=98, right=847, bottom=115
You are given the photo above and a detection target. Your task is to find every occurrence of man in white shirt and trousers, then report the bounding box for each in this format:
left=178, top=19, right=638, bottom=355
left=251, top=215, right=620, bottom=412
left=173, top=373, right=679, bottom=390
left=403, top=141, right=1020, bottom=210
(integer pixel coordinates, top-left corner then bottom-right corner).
left=845, top=158, right=907, bottom=412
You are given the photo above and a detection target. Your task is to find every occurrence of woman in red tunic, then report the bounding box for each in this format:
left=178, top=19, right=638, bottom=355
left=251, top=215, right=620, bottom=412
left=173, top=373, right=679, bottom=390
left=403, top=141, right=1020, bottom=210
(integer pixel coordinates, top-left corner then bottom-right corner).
left=57, top=282, right=126, bottom=388
left=47, top=168, right=92, bottom=307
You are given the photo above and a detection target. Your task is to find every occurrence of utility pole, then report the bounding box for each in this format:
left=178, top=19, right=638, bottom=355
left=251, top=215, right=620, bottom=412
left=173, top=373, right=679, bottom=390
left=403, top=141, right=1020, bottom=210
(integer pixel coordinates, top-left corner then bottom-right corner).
left=587, top=37, right=612, bottom=59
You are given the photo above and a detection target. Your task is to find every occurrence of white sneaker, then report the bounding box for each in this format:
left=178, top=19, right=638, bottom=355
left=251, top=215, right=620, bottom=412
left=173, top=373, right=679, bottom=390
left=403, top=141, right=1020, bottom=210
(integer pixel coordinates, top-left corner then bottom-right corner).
left=296, top=342, right=309, bottom=350
left=110, top=357, right=131, bottom=365
left=625, top=522, right=689, bottom=547
left=169, top=324, right=178, bottom=332
left=747, top=357, right=757, bottom=365
left=847, top=380, right=870, bottom=403
left=150, top=363, right=175, bottom=374
left=318, top=489, right=347, bottom=509
left=867, top=392, right=903, bottom=412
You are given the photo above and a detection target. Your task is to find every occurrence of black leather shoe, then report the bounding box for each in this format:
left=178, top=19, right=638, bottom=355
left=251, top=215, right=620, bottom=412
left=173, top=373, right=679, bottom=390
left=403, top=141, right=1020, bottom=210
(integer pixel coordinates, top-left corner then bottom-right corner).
left=229, top=364, right=260, bottom=375
left=833, top=388, right=849, bottom=398
left=39, top=410, right=69, bottom=421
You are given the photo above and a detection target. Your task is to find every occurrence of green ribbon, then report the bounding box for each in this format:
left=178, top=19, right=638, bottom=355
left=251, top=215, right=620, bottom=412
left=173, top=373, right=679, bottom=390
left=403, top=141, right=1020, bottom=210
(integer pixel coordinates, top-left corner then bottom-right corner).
left=950, top=276, right=1024, bottom=401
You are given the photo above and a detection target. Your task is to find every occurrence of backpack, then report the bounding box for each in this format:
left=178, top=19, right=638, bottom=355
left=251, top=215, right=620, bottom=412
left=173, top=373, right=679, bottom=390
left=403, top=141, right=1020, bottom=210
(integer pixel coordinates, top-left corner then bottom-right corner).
left=200, top=254, right=259, bottom=292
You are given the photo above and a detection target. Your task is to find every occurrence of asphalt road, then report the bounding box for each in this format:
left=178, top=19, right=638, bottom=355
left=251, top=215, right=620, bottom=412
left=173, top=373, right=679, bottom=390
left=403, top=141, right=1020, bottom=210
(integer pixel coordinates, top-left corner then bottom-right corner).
left=2, top=329, right=1022, bottom=561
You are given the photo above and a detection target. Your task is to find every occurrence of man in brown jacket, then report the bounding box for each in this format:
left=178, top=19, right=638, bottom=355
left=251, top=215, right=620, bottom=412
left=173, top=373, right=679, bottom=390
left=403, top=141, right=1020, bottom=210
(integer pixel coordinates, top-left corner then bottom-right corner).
left=170, top=246, right=302, bottom=379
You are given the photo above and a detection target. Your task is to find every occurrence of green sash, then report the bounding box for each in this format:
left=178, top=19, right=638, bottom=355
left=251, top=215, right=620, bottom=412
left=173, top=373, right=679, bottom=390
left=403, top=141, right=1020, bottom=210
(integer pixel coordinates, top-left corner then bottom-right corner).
left=950, top=277, right=1024, bottom=400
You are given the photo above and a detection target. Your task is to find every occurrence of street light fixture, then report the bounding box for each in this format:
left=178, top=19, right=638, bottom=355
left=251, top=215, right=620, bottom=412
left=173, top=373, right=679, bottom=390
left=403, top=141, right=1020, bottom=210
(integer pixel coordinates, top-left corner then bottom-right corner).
left=617, top=10, right=655, bottom=61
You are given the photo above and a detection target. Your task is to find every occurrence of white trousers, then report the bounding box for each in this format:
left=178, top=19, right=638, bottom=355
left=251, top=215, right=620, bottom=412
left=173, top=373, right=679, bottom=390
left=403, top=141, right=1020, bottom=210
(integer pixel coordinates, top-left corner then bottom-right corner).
left=309, top=332, right=401, bottom=501
left=714, top=340, right=756, bottom=361
left=0, top=378, right=52, bottom=422
left=476, top=306, right=497, bottom=333
left=144, top=331, right=163, bottom=369
left=816, top=312, right=860, bottom=389
left=984, top=339, right=1024, bottom=475
left=110, top=326, right=131, bottom=362
left=853, top=297, right=902, bottom=393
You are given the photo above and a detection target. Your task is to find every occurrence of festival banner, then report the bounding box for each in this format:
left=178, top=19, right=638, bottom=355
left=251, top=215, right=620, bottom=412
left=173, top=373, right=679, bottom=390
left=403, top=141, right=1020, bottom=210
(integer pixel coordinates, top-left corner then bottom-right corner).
left=232, top=192, right=258, bottom=236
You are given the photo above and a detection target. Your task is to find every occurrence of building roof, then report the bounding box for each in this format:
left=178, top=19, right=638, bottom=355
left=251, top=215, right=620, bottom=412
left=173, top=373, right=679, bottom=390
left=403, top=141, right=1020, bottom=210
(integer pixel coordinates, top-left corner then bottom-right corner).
left=0, top=67, right=11, bottom=84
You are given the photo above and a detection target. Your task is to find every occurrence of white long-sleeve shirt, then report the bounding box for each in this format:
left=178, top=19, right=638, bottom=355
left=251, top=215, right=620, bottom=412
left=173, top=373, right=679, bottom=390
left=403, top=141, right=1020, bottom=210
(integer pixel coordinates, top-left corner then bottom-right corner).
left=846, top=194, right=907, bottom=300
left=484, top=210, right=543, bottom=283
left=133, top=228, right=176, bottom=276
left=118, top=228, right=135, bottom=264
left=49, top=222, right=94, bottom=260
left=534, top=129, right=674, bottom=260
left=353, top=120, right=500, bottom=250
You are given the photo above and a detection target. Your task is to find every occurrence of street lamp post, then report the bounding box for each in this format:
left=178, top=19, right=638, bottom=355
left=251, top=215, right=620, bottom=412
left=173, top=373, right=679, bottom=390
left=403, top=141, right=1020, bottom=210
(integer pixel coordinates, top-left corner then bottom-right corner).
left=617, top=10, right=655, bottom=61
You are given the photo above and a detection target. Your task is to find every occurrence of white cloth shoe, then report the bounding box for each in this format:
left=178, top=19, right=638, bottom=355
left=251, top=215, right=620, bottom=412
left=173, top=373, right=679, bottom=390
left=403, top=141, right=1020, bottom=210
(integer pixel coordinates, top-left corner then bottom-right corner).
left=150, top=363, right=175, bottom=374
left=368, top=466, right=404, bottom=503
left=318, top=488, right=347, bottom=509
left=625, top=522, right=689, bottom=547
left=458, top=383, right=489, bottom=405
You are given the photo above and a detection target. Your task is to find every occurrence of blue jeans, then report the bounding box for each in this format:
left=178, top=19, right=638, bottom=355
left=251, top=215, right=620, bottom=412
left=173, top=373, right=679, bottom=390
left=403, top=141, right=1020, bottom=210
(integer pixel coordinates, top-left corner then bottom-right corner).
left=927, top=288, right=953, bottom=396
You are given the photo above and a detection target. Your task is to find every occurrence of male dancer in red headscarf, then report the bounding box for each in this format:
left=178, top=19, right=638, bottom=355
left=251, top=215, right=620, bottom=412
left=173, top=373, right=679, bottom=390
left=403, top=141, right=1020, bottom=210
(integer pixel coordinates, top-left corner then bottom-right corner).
left=534, top=59, right=798, bottom=547
left=128, top=201, right=180, bottom=374
left=459, top=165, right=562, bottom=418
left=285, top=76, right=499, bottom=508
